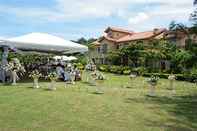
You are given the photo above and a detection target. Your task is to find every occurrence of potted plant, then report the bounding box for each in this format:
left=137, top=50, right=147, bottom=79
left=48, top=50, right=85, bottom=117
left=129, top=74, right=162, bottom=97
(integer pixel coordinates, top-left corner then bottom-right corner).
left=96, top=72, right=106, bottom=83
left=46, top=72, right=58, bottom=90
left=95, top=71, right=105, bottom=94
left=147, top=75, right=159, bottom=96
left=193, top=79, right=197, bottom=87
left=168, top=74, right=176, bottom=93
left=29, top=70, right=42, bottom=88
left=89, top=71, right=97, bottom=86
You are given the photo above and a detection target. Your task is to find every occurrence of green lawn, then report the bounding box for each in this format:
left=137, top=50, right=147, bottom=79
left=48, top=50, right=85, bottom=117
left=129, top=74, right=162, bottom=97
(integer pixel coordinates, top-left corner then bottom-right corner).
left=0, top=73, right=197, bottom=131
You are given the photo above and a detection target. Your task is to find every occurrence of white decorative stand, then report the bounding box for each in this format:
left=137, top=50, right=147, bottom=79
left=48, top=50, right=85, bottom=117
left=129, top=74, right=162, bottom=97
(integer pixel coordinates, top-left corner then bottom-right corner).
left=33, top=78, right=39, bottom=88
left=83, top=71, right=90, bottom=83
left=168, top=75, right=176, bottom=95
left=70, top=74, right=75, bottom=85
left=49, top=80, right=56, bottom=90
left=148, top=83, right=156, bottom=96
left=95, top=80, right=104, bottom=94
left=89, top=76, right=96, bottom=86
left=11, top=71, right=17, bottom=86
left=169, top=80, right=176, bottom=94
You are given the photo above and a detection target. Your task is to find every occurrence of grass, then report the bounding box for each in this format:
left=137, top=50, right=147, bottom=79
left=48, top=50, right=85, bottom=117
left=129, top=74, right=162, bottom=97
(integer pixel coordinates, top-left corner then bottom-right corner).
left=0, top=73, right=197, bottom=131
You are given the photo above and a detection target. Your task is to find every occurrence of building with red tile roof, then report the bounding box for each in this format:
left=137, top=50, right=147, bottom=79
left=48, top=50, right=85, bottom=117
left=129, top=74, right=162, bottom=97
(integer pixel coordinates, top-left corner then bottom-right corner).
left=90, top=27, right=167, bottom=64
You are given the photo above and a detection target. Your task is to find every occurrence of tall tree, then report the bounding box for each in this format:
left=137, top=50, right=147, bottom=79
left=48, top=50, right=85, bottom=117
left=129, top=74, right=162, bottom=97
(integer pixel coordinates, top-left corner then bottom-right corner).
left=74, top=37, right=87, bottom=45
left=121, top=41, right=145, bottom=67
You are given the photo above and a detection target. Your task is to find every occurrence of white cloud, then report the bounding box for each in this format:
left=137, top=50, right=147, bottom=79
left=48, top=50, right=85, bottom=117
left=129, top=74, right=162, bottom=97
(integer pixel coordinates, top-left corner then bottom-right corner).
left=128, top=13, right=149, bottom=24
left=0, top=36, right=8, bottom=40
left=0, top=0, right=194, bottom=35
left=127, top=0, right=194, bottom=31
left=0, top=0, right=193, bottom=22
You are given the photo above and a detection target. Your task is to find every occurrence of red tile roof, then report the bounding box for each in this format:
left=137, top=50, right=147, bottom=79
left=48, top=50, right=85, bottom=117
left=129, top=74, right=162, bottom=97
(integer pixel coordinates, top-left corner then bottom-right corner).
left=99, top=28, right=167, bottom=44
left=117, top=28, right=166, bottom=42
left=92, top=41, right=101, bottom=46
left=105, top=27, right=134, bottom=34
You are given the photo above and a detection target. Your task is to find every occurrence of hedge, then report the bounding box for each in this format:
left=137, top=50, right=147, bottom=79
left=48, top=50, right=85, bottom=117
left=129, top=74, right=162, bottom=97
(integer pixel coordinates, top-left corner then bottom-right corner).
left=98, top=65, right=146, bottom=75
left=98, top=64, right=197, bottom=82
left=143, top=73, right=197, bottom=82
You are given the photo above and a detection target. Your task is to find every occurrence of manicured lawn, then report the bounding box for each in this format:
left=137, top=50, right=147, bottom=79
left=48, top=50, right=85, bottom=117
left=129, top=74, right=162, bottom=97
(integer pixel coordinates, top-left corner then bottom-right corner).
left=0, top=73, right=197, bottom=131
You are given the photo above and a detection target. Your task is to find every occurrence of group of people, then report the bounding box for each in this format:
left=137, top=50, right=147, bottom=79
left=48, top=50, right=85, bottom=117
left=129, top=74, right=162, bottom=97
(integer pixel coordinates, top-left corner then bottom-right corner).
left=55, top=63, right=81, bottom=82
left=0, top=56, right=105, bottom=86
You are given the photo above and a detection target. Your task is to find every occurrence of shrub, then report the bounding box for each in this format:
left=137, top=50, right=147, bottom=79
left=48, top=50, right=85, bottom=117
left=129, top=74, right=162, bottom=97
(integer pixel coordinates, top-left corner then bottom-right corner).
left=110, top=65, right=122, bottom=74
left=75, top=63, right=84, bottom=70
left=123, top=70, right=131, bottom=75
left=98, top=65, right=110, bottom=72
left=143, top=73, right=170, bottom=79
left=131, top=67, right=147, bottom=76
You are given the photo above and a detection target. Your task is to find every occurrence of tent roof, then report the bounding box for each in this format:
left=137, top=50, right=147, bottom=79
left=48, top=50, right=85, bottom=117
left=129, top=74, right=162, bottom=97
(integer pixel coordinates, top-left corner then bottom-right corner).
left=0, top=33, right=88, bottom=54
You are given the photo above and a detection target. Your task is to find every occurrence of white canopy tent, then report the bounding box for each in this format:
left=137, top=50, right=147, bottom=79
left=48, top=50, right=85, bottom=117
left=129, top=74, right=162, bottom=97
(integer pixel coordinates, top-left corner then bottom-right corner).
left=53, top=55, right=78, bottom=61
left=68, top=56, right=77, bottom=61
left=0, top=33, right=88, bottom=83
left=0, top=33, right=88, bottom=54
left=53, top=56, right=62, bottom=60
left=61, top=56, right=70, bottom=61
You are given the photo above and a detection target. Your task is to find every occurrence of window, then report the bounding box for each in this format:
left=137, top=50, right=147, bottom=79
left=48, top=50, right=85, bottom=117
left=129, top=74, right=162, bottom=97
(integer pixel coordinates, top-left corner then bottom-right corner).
left=116, top=44, right=120, bottom=49
left=108, top=32, right=113, bottom=38
left=97, top=47, right=101, bottom=53
left=169, top=37, right=177, bottom=43
left=102, top=44, right=108, bottom=53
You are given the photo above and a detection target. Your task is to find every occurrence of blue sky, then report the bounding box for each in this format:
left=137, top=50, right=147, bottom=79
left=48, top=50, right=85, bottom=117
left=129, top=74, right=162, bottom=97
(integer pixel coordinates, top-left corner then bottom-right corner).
left=0, top=0, right=194, bottom=40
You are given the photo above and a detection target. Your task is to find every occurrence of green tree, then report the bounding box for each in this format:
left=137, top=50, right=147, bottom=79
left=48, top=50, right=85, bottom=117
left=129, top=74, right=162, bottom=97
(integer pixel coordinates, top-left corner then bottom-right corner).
left=106, top=50, right=122, bottom=65
left=171, top=49, right=193, bottom=72
left=121, top=41, right=145, bottom=67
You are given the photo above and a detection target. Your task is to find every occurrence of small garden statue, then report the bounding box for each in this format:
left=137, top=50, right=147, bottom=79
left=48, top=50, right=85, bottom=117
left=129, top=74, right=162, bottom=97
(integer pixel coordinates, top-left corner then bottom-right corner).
left=29, top=70, right=42, bottom=88
left=168, top=74, right=176, bottom=94
left=147, top=75, right=159, bottom=96
left=46, top=72, right=58, bottom=90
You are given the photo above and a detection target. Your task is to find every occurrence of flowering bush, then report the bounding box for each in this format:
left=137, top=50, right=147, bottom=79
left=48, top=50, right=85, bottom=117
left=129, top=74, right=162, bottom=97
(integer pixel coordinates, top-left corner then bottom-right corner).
left=29, top=70, right=42, bottom=79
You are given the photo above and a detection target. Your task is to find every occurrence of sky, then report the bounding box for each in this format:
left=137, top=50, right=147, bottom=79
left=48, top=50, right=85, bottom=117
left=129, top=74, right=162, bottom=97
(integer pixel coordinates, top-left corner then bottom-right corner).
left=0, top=0, right=194, bottom=40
